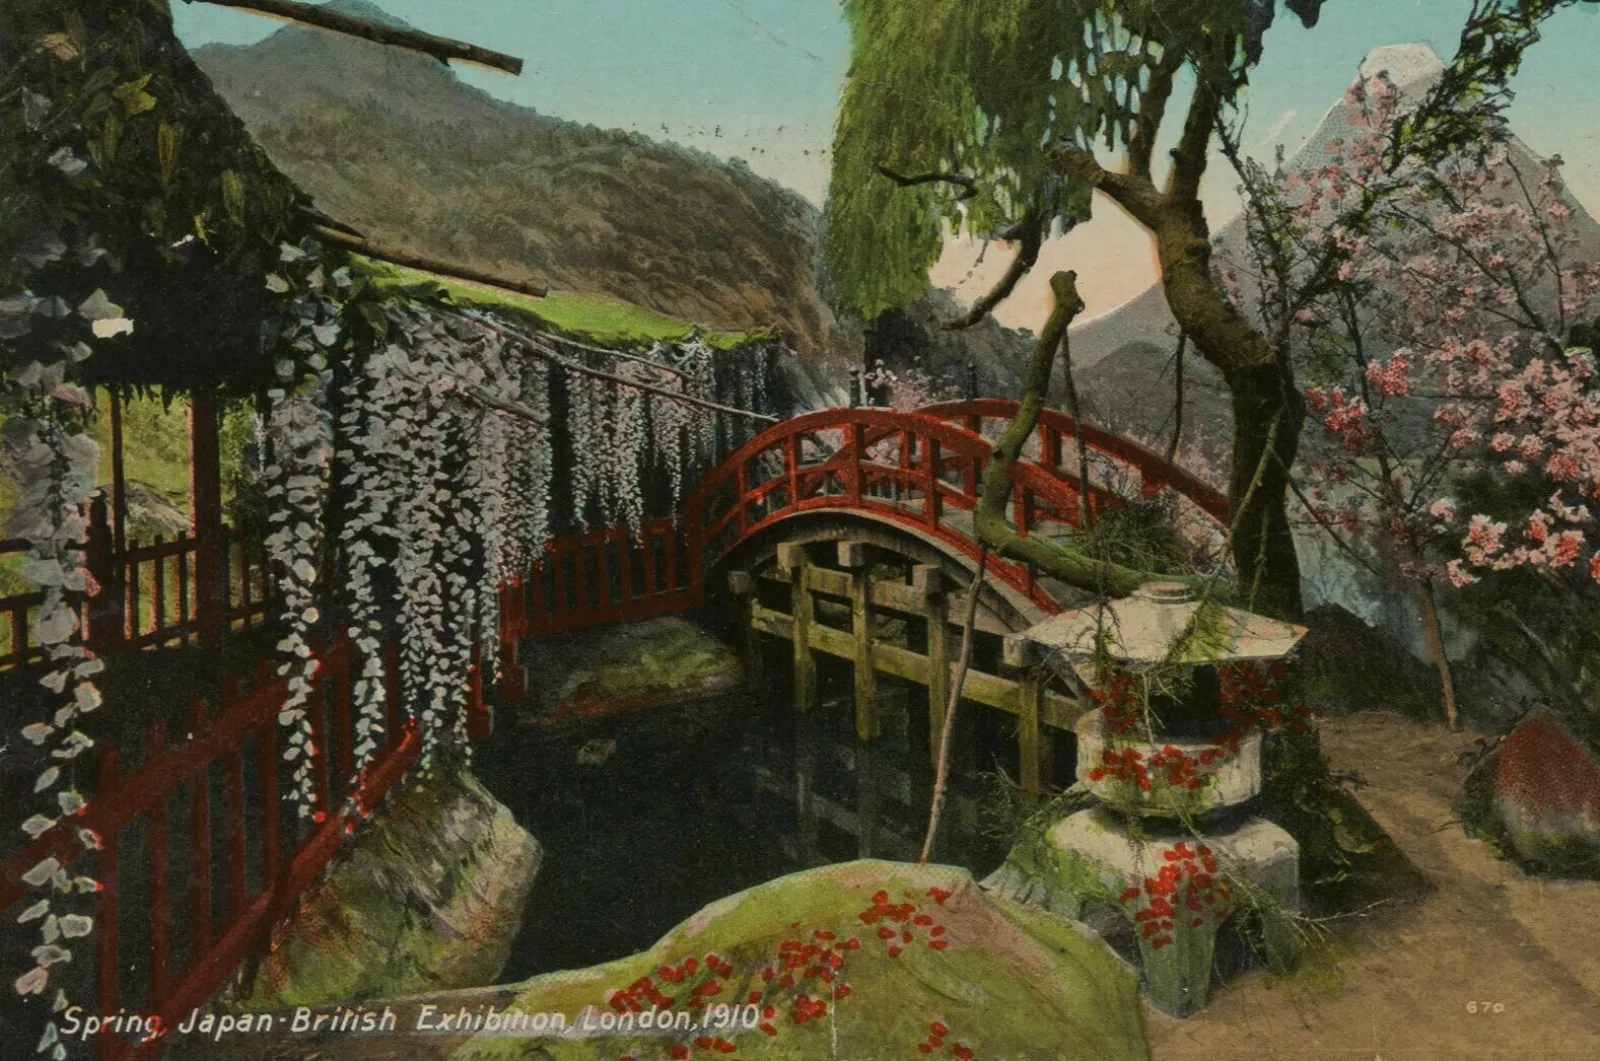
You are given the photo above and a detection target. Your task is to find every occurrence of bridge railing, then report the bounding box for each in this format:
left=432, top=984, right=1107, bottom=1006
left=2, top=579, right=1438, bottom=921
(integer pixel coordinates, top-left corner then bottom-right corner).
left=496, top=400, right=1231, bottom=651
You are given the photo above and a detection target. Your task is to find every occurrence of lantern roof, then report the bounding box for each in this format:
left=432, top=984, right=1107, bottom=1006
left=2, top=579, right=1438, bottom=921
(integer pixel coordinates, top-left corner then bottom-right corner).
left=1019, top=582, right=1308, bottom=666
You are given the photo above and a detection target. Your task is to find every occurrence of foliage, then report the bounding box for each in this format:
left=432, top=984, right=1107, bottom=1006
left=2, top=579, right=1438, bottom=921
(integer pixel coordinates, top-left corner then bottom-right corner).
left=1, top=0, right=307, bottom=397
left=822, top=0, right=1312, bottom=322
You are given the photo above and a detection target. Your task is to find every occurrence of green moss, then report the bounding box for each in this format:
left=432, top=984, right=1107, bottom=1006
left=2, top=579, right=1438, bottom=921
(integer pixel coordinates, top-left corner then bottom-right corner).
left=366, top=262, right=764, bottom=351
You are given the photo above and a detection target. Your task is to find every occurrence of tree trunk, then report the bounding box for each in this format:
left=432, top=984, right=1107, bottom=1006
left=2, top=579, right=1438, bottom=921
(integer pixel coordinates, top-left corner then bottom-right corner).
left=1416, top=576, right=1460, bottom=730
left=1225, top=361, right=1305, bottom=619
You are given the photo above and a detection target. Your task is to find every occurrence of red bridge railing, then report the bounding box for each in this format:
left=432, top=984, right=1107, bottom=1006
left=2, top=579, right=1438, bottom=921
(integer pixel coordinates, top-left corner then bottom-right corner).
left=497, top=401, right=1228, bottom=650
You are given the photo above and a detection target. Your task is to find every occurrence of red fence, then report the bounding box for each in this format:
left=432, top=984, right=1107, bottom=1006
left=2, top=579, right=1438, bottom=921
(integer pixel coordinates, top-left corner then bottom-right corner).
left=0, top=499, right=269, bottom=673
left=0, top=629, right=472, bottom=1061
left=495, top=518, right=699, bottom=688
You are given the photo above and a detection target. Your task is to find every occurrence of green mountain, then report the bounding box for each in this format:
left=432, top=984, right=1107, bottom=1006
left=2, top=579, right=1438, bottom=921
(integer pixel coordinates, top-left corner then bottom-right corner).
left=191, top=0, right=832, bottom=352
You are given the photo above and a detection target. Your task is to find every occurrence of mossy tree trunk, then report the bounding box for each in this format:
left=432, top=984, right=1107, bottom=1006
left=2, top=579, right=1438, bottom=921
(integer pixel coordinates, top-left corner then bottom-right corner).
left=1055, top=73, right=1307, bottom=620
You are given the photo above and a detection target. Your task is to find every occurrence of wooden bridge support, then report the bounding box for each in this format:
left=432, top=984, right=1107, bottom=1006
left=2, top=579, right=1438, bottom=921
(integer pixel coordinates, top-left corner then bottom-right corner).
left=777, top=542, right=817, bottom=713
left=735, top=540, right=1083, bottom=793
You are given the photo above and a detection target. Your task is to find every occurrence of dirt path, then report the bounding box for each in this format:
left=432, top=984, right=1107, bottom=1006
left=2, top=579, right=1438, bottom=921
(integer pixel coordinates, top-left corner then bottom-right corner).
left=1146, top=711, right=1600, bottom=1061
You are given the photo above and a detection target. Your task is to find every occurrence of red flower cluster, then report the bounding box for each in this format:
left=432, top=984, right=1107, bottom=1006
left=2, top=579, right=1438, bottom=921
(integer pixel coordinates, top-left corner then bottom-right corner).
left=1088, top=746, right=1151, bottom=790
left=914, top=1018, right=975, bottom=1059
left=1087, top=667, right=1141, bottom=734
left=1146, top=745, right=1220, bottom=792
left=1217, top=662, right=1311, bottom=752
left=856, top=888, right=951, bottom=956
left=1117, top=842, right=1231, bottom=950
left=606, top=971, right=676, bottom=1013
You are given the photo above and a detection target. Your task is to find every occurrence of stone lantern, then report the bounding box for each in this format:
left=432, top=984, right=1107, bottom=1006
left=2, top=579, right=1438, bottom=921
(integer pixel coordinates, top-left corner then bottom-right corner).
left=993, top=582, right=1308, bottom=1018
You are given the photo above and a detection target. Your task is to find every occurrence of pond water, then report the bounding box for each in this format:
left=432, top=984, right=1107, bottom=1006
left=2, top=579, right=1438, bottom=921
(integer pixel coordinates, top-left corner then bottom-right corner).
left=474, top=653, right=1024, bottom=981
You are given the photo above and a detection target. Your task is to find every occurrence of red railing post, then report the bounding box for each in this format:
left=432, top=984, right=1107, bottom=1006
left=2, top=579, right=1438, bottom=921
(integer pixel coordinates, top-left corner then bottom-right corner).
left=844, top=422, right=865, bottom=506
left=84, top=493, right=120, bottom=657
left=224, top=679, right=248, bottom=927
left=785, top=433, right=801, bottom=509
left=185, top=697, right=213, bottom=964
left=94, top=747, right=120, bottom=1061
left=923, top=437, right=942, bottom=526
left=147, top=721, right=170, bottom=1011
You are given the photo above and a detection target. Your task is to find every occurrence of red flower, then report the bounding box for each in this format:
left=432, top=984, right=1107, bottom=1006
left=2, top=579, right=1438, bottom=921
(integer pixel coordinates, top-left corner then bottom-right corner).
left=669, top=1046, right=689, bottom=1060
left=931, top=1021, right=949, bottom=1036
left=887, top=945, right=903, bottom=958
left=927, top=887, right=952, bottom=904
left=928, top=939, right=949, bottom=951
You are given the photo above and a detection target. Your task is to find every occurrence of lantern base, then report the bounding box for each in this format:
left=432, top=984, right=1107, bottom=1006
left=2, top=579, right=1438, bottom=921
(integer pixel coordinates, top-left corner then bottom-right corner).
left=985, top=806, right=1301, bottom=1019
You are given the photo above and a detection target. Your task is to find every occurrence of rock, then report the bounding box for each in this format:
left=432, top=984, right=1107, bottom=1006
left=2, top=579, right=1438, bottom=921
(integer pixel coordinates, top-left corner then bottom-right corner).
left=450, top=860, right=1147, bottom=1061
left=120, top=479, right=190, bottom=541
left=1462, top=710, right=1600, bottom=878
left=521, top=616, right=743, bottom=724
left=1295, top=604, right=1443, bottom=721
left=237, top=769, right=541, bottom=1008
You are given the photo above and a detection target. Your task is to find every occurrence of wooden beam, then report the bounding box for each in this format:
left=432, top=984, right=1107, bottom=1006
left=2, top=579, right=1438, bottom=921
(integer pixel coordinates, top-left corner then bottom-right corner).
left=196, top=0, right=525, bottom=75
left=749, top=603, right=1083, bottom=727
left=847, top=548, right=879, bottom=741
left=315, top=227, right=549, bottom=298
left=779, top=545, right=816, bottom=713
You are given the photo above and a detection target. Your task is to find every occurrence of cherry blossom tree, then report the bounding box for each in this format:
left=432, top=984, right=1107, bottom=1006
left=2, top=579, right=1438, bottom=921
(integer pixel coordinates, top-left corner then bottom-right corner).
left=1227, top=67, right=1600, bottom=728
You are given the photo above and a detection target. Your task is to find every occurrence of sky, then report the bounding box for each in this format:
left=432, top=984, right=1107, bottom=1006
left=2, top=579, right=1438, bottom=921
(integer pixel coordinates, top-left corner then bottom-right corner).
left=172, top=0, right=1600, bottom=329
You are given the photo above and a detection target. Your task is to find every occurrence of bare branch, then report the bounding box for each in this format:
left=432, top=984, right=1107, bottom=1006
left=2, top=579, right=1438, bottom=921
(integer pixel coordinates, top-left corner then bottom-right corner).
left=192, top=0, right=524, bottom=74
left=875, top=165, right=980, bottom=200
left=314, top=226, right=549, bottom=299
left=1129, top=55, right=1180, bottom=182
left=942, top=214, right=1046, bottom=331
left=1051, top=142, right=1167, bottom=228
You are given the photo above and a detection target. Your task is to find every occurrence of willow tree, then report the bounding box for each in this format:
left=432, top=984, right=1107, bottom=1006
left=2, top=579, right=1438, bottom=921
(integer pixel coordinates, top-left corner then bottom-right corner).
left=823, top=0, right=1583, bottom=619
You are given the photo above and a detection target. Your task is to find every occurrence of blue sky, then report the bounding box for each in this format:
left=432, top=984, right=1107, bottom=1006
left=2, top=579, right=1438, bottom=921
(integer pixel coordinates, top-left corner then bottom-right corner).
left=173, top=0, right=1600, bottom=324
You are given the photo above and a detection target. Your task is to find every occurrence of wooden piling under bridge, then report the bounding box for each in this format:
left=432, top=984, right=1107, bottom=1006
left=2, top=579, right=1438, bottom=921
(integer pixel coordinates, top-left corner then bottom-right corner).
left=727, top=538, right=1086, bottom=794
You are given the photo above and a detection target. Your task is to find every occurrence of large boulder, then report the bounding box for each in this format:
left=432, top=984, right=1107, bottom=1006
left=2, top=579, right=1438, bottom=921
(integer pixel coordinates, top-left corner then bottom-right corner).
left=1462, top=710, right=1600, bottom=878
left=238, top=769, right=541, bottom=1007
left=448, top=860, right=1149, bottom=1061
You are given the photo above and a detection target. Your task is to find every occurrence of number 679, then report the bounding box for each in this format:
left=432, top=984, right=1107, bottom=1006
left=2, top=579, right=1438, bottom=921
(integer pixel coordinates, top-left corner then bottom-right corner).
left=1466, top=1001, right=1505, bottom=1014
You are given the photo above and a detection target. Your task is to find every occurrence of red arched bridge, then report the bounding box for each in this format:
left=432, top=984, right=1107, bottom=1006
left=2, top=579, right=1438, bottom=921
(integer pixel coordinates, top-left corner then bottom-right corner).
left=495, top=398, right=1228, bottom=683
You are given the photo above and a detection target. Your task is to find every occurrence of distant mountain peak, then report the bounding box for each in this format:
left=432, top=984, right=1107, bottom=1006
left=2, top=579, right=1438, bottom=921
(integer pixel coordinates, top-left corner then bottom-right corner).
left=1358, top=43, right=1445, bottom=95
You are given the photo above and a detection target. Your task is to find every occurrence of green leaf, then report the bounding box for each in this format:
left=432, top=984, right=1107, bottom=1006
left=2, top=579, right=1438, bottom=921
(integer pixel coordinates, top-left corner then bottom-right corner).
left=221, top=169, right=246, bottom=226
left=157, top=122, right=184, bottom=187
left=113, top=75, right=156, bottom=117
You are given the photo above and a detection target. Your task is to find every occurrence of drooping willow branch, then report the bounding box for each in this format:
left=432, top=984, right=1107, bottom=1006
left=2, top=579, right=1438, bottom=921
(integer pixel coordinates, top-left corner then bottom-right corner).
left=971, top=271, right=1219, bottom=598
left=191, top=0, right=525, bottom=74
left=450, top=311, right=780, bottom=424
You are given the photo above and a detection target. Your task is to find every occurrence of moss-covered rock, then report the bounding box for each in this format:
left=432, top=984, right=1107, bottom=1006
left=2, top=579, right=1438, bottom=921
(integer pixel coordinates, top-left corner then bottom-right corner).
left=450, top=860, right=1148, bottom=1061
left=522, top=617, right=742, bottom=723
left=237, top=769, right=541, bottom=1008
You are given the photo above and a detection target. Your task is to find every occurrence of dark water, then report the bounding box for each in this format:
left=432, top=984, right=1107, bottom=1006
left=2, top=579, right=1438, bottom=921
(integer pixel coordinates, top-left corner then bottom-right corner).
left=475, top=654, right=1016, bottom=981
